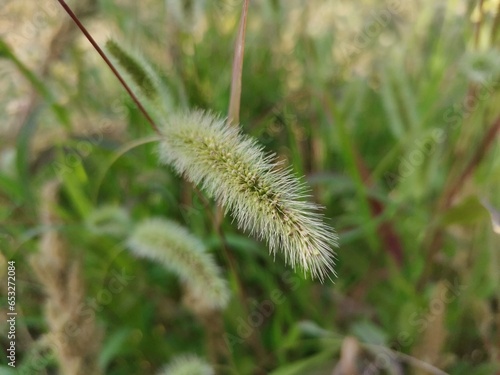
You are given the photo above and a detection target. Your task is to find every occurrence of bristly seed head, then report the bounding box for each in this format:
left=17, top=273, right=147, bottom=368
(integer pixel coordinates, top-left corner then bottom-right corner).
left=157, top=110, right=338, bottom=282
left=127, top=218, right=230, bottom=311
left=106, top=39, right=158, bottom=100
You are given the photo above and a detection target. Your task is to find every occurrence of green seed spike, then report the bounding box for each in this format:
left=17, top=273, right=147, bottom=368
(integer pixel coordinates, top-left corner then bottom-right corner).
left=105, top=39, right=158, bottom=100
left=157, top=110, right=338, bottom=282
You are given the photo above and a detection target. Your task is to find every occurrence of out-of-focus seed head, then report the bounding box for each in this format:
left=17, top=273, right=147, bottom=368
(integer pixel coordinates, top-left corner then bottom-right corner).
left=127, top=218, right=230, bottom=310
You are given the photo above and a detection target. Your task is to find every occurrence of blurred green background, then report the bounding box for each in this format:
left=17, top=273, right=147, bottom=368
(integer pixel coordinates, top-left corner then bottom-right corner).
left=1, top=0, right=500, bottom=374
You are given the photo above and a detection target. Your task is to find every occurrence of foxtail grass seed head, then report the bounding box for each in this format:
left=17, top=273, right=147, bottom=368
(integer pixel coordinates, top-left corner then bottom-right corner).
left=106, top=40, right=158, bottom=100
left=157, top=355, right=214, bottom=375
left=105, top=39, right=174, bottom=121
left=157, top=110, right=338, bottom=281
left=127, top=218, right=230, bottom=310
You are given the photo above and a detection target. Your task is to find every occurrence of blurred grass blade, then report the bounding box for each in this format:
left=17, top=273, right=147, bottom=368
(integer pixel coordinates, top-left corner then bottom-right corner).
left=56, top=150, right=92, bottom=218
left=15, top=107, right=40, bottom=214
left=0, top=173, right=24, bottom=204
left=269, top=349, right=337, bottom=375
left=0, top=37, right=70, bottom=127
left=228, top=0, right=250, bottom=125
left=99, top=329, right=133, bottom=370
left=380, top=66, right=405, bottom=139
left=393, top=65, right=419, bottom=131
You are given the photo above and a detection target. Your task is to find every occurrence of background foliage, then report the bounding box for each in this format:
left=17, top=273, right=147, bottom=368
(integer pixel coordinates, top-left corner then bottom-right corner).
left=1, top=0, right=500, bottom=374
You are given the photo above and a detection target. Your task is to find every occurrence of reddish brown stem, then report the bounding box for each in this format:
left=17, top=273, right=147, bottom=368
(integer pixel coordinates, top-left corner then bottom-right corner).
left=354, top=151, right=404, bottom=266
left=442, top=115, right=500, bottom=208
left=56, top=0, right=159, bottom=133
left=419, top=115, right=500, bottom=288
